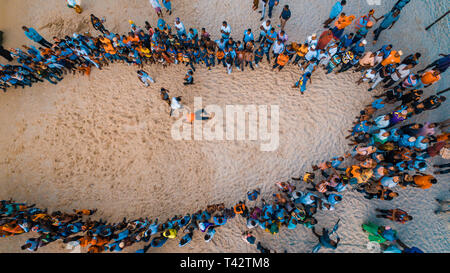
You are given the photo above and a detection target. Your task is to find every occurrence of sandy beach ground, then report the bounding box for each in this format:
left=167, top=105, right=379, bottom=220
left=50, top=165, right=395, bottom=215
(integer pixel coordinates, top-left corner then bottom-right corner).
left=0, top=0, right=448, bottom=253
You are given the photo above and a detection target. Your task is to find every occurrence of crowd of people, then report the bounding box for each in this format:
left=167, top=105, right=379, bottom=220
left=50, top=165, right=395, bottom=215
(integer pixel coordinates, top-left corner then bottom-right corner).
left=0, top=0, right=448, bottom=253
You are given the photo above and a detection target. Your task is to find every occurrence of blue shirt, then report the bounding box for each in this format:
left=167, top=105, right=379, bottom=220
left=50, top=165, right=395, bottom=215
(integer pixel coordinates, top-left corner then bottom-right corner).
left=24, top=28, right=43, bottom=42
left=379, top=45, right=392, bottom=58
left=281, top=9, right=291, bottom=20
left=380, top=12, right=400, bottom=29
left=327, top=194, right=342, bottom=205
left=394, top=0, right=410, bottom=10
left=269, top=0, right=278, bottom=7
left=266, top=31, right=277, bottom=43
left=331, top=157, right=343, bottom=168
left=414, top=136, right=428, bottom=150
left=243, top=31, right=254, bottom=43
left=329, top=2, right=343, bottom=19
left=299, top=192, right=317, bottom=205
left=215, top=39, right=226, bottom=50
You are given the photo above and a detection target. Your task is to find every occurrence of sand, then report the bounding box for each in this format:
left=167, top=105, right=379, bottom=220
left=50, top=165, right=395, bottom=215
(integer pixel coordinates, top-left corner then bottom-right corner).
left=0, top=0, right=448, bottom=253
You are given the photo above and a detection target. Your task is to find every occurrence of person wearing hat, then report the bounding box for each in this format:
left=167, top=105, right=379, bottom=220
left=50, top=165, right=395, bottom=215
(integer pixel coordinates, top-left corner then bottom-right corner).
left=373, top=9, right=401, bottom=44
left=350, top=39, right=367, bottom=56
left=304, top=44, right=318, bottom=64
left=306, top=33, right=318, bottom=48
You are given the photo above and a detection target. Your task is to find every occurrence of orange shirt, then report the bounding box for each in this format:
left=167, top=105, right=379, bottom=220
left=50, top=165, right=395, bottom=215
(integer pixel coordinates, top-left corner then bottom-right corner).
left=296, top=45, right=309, bottom=57
left=216, top=51, right=225, bottom=60
left=277, top=54, right=290, bottom=66
left=103, top=43, right=116, bottom=54
left=437, top=132, right=449, bottom=142
left=128, top=35, right=140, bottom=43
left=335, top=15, right=356, bottom=29
left=413, top=175, right=434, bottom=189
left=187, top=113, right=195, bottom=123
left=99, top=37, right=111, bottom=44
left=381, top=51, right=401, bottom=66
left=92, top=236, right=110, bottom=246
left=420, top=71, right=440, bottom=85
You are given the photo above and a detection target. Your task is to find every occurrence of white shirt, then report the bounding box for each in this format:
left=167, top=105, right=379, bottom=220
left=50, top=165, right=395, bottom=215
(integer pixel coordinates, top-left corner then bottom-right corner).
left=391, top=64, right=410, bottom=81
left=306, top=36, right=318, bottom=47
left=304, top=49, right=317, bottom=61
left=67, top=0, right=78, bottom=6
left=261, top=21, right=272, bottom=32
left=272, top=42, right=285, bottom=54
left=174, top=21, right=185, bottom=32
left=171, top=98, right=182, bottom=110
left=149, top=0, right=162, bottom=8
left=364, top=70, right=377, bottom=81
left=221, top=25, right=231, bottom=35
left=375, top=115, right=390, bottom=128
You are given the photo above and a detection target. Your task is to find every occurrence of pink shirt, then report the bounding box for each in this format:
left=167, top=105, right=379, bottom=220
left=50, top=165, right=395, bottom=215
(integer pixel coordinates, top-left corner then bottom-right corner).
left=418, top=122, right=435, bottom=136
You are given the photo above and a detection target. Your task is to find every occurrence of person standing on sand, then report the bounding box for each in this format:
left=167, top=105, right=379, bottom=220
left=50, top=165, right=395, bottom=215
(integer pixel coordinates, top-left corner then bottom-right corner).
left=418, top=54, right=449, bottom=74
left=174, top=17, right=186, bottom=39
left=252, top=0, right=259, bottom=10
left=162, top=0, right=172, bottom=15
left=272, top=50, right=289, bottom=71
left=279, top=5, right=291, bottom=32
left=375, top=208, right=413, bottom=224
left=220, top=21, right=231, bottom=41
left=392, top=0, right=411, bottom=12
left=323, top=0, right=347, bottom=28
left=331, top=13, right=355, bottom=40
left=372, top=9, right=401, bottom=45
left=418, top=69, right=442, bottom=89
left=271, top=39, right=285, bottom=61
left=267, top=0, right=279, bottom=19
left=244, top=49, right=255, bottom=70
left=67, top=0, right=82, bottom=14
left=170, top=96, right=182, bottom=116
left=0, top=46, right=13, bottom=62
left=311, top=223, right=340, bottom=253
left=434, top=199, right=450, bottom=215
left=22, top=26, right=52, bottom=48
left=183, top=69, right=194, bottom=85
left=317, top=29, right=334, bottom=51
left=149, top=0, right=164, bottom=18
left=257, top=20, right=272, bottom=44
left=292, top=71, right=313, bottom=95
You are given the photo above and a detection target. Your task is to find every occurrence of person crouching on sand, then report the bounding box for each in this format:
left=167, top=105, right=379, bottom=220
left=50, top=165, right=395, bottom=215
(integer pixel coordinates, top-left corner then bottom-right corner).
left=137, top=70, right=155, bottom=87
left=183, top=70, right=194, bottom=85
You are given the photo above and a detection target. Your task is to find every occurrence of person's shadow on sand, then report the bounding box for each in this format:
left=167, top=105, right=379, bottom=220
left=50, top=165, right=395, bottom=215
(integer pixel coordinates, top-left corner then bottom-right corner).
left=195, top=109, right=213, bottom=121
